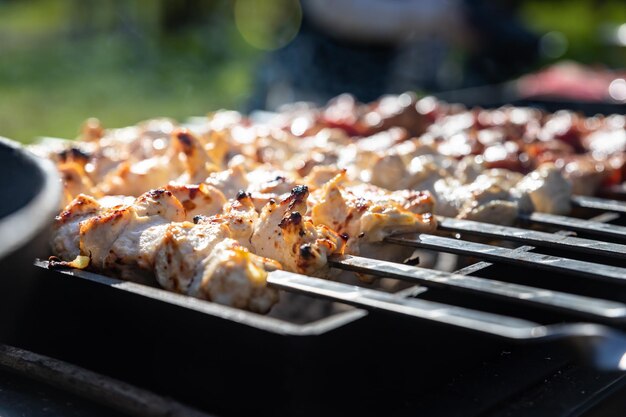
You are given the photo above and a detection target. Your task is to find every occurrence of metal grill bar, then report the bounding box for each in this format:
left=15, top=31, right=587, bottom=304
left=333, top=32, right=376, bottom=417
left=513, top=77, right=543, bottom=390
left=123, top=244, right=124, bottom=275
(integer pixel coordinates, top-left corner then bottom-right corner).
left=572, top=195, right=626, bottom=214
left=438, top=217, right=626, bottom=260
left=587, top=212, right=622, bottom=224
left=328, top=255, right=626, bottom=322
left=520, top=212, right=626, bottom=242
left=385, top=234, right=626, bottom=285
left=267, top=270, right=543, bottom=338
left=268, top=271, right=626, bottom=370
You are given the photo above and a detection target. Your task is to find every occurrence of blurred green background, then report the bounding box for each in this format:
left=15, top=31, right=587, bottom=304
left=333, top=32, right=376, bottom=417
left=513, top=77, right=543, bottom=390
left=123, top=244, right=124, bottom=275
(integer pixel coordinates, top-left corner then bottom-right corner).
left=0, top=0, right=262, bottom=142
left=0, top=0, right=625, bottom=143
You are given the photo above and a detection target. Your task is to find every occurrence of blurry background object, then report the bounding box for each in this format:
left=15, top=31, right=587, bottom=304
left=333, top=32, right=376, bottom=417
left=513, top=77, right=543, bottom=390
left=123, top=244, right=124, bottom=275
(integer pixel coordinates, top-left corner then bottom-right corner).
left=0, top=0, right=625, bottom=142
left=248, top=0, right=542, bottom=109
left=517, top=61, right=626, bottom=103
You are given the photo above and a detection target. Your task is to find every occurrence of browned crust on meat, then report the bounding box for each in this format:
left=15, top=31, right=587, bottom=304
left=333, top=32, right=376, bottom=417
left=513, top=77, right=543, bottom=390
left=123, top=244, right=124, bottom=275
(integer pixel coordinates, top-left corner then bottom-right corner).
left=173, top=128, right=198, bottom=157
left=55, top=194, right=100, bottom=225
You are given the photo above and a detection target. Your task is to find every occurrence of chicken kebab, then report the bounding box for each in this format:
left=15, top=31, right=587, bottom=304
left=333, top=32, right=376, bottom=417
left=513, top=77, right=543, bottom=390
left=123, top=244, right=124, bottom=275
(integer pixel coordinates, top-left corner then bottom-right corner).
left=41, top=92, right=622, bottom=313
left=265, top=92, right=626, bottom=195
left=43, top=122, right=436, bottom=313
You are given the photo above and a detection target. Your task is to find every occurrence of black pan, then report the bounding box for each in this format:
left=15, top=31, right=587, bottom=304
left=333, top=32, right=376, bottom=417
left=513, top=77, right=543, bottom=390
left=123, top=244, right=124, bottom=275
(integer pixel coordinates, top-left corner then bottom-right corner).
left=0, top=137, right=60, bottom=342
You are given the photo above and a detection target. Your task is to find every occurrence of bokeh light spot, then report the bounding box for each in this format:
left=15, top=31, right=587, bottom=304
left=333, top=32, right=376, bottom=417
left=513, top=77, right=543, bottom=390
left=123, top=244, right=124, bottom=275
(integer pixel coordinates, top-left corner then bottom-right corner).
left=234, top=0, right=302, bottom=51
left=609, top=79, right=626, bottom=102
left=539, top=31, right=568, bottom=59
left=617, top=24, right=626, bottom=46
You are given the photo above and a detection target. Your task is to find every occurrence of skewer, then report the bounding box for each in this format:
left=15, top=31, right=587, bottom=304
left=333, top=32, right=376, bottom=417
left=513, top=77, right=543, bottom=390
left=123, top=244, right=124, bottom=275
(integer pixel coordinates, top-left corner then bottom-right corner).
left=328, top=255, right=626, bottom=322
left=268, top=271, right=626, bottom=371
left=520, top=212, right=626, bottom=242
left=572, top=195, right=626, bottom=214
left=385, top=234, right=626, bottom=285
left=268, top=269, right=546, bottom=339
left=587, top=212, right=621, bottom=224
left=437, top=217, right=626, bottom=261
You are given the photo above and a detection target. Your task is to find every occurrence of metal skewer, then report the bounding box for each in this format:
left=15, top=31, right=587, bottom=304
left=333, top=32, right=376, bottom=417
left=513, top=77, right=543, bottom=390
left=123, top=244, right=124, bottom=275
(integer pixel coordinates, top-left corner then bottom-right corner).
left=437, top=217, right=626, bottom=261
left=268, top=271, right=626, bottom=371
left=328, top=254, right=626, bottom=322
left=572, top=195, right=626, bottom=214
left=520, top=212, right=626, bottom=242
left=385, top=233, right=626, bottom=284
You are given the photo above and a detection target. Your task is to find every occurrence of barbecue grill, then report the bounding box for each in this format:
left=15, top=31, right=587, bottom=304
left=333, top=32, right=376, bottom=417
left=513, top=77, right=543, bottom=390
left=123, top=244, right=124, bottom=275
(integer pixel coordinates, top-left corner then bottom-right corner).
left=0, top=187, right=624, bottom=416
left=3, top=98, right=626, bottom=416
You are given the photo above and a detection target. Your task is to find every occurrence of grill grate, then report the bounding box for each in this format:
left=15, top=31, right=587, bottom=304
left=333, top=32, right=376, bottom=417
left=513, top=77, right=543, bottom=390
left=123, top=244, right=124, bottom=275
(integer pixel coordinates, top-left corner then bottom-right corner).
left=267, top=196, right=626, bottom=370
left=38, top=195, right=626, bottom=370
left=329, top=253, right=625, bottom=321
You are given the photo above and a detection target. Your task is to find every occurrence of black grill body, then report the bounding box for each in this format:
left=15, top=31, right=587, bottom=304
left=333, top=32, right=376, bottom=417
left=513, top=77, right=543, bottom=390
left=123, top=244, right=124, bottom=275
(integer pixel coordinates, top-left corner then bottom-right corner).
left=0, top=257, right=624, bottom=417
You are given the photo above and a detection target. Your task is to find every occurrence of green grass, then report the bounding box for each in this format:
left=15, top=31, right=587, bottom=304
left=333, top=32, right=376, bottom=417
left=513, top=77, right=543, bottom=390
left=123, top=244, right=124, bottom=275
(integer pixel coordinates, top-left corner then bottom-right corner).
left=0, top=1, right=261, bottom=143
left=0, top=65, right=252, bottom=142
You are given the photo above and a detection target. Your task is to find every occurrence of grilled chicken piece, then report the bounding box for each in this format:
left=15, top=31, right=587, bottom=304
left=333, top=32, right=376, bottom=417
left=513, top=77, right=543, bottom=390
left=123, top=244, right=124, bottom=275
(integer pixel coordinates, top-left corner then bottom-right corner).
left=49, top=122, right=183, bottom=200
left=87, top=128, right=230, bottom=198
left=154, top=220, right=280, bottom=313
left=216, top=191, right=259, bottom=246
left=430, top=164, right=570, bottom=225
left=96, top=127, right=228, bottom=197
left=583, top=123, right=626, bottom=157
left=515, top=164, right=572, bottom=215
left=246, top=165, right=299, bottom=196
left=78, top=118, right=179, bottom=184
left=205, top=165, right=249, bottom=199
left=321, top=93, right=429, bottom=137
left=252, top=127, right=348, bottom=175
left=51, top=194, right=103, bottom=261
left=172, top=128, right=220, bottom=184
left=78, top=189, right=186, bottom=283
left=455, top=155, right=485, bottom=184
left=190, top=191, right=260, bottom=248
left=245, top=167, right=301, bottom=211
left=347, top=151, right=454, bottom=195
left=304, top=166, right=345, bottom=189
left=49, top=123, right=221, bottom=201
left=432, top=167, right=535, bottom=225
left=563, top=159, right=604, bottom=196
left=164, top=183, right=227, bottom=221
left=57, top=161, right=99, bottom=206
left=367, top=153, right=409, bottom=191
left=433, top=176, right=522, bottom=225
left=251, top=185, right=345, bottom=276
left=97, top=156, right=175, bottom=197
left=182, top=181, right=346, bottom=275
left=51, top=193, right=141, bottom=262
left=310, top=172, right=436, bottom=260
left=205, top=165, right=301, bottom=210
left=37, top=145, right=100, bottom=205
